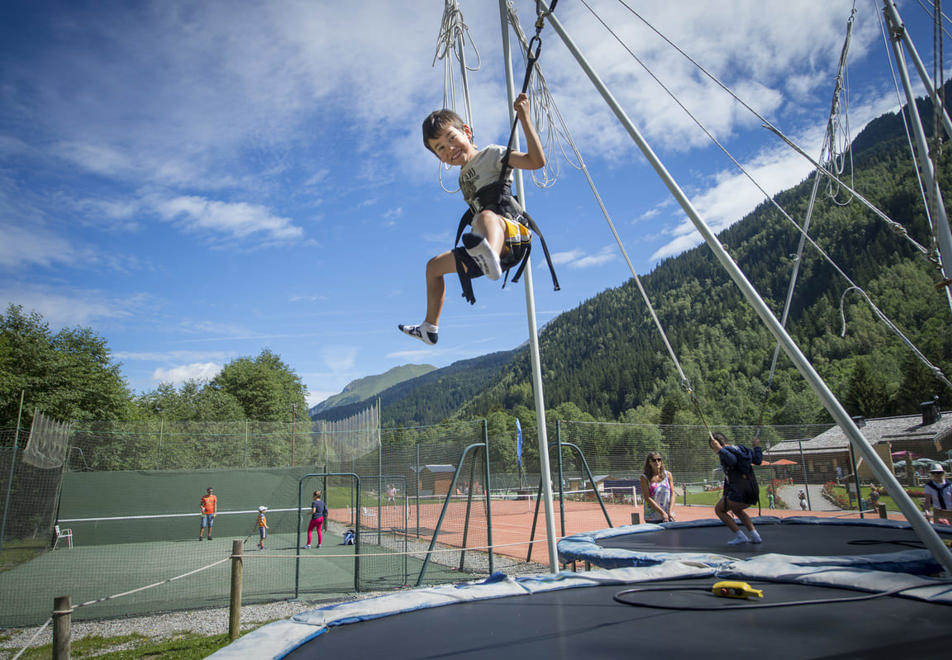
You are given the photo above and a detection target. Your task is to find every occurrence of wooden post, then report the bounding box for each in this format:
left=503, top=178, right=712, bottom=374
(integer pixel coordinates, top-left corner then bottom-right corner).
left=877, top=504, right=887, bottom=519
left=52, top=595, right=71, bottom=660
left=229, top=540, right=243, bottom=640
left=630, top=512, right=640, bottom=525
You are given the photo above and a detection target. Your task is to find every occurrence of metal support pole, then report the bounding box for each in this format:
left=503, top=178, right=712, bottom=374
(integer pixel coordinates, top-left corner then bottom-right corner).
left=290, top=404, right=296, bottom=467
left=229, top=540, right=243, bottom=640
left=0, top=391, right=25, bottom=554
left=417, top=444, right=483, bottom=585
left=883, top=1, right=952, bottom=141
left=541, top=0, right=952, bottom=574
left=499, top=0, right=559, bottom=574
left=883, top=3, right=952, bottom=292
left=296, top=473, right=361, bottom=597
left=416, top=442, right=421, bottom=538
left=482, top=419, right=494, bottom=575
left=556, top=421, right=566, bottom=537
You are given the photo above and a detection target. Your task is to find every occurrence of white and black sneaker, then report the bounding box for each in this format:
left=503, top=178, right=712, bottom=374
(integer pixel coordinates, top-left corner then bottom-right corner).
left=462, top=233, right=502, bottom=281
left=399, top=322, right=438, bottom=345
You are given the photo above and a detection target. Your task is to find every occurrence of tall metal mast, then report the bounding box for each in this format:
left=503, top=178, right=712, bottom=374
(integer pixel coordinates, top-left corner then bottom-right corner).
left=883, top=0, right=952, bottom=310
left=498, top=0, right=559, bottom=573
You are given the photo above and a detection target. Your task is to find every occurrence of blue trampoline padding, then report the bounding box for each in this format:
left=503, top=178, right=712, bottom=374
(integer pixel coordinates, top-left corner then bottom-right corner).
left=206, top=562, right=716, bottom=660
left=558, top=521, right=737, bottom=568
left=719, top=555, right=952, bottom=602
left=558, top=517, right=952, bottom=573
left=209, top=556, right=952, bottom=660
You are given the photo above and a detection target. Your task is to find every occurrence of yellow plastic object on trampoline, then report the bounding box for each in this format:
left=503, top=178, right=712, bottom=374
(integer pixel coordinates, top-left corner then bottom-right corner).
left=712, top=581, right=763, bottom=600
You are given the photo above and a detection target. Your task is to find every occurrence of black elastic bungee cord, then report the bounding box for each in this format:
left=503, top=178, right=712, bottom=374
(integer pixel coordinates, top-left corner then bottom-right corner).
left=612, top=581, right=952, bottom=612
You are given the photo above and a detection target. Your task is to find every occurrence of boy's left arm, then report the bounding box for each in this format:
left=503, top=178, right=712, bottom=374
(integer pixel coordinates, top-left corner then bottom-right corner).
left=507, top=93, right=546, bottom=171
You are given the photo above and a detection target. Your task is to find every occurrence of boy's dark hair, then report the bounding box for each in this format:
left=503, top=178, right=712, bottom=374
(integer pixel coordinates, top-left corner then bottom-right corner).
left=422, top=109, right=467, bottom=153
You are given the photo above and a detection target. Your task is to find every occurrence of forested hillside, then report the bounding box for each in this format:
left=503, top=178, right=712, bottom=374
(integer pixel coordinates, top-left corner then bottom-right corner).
left=313, top=349, right=518, bottom=426
left=309, top=364, right=436, bottom=416
left=440, top=94, right=952, bottom=426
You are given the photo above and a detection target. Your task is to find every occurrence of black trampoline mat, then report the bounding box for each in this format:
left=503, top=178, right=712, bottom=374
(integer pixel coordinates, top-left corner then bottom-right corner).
left=596, top=520, right=951, bottom=557
left=284, top=578, right=952, bottom=659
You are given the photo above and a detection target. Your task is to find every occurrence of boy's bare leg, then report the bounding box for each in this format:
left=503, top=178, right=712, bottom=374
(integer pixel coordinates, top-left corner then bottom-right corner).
left=399, top=251, right=456, bottom=346
left=465, top=212, right=505, bottom=280
left=714, top=498, right=740, bottom=533
left=425, top=251, right=458, bottom=325
left=472, top=212, right=505, bottom=254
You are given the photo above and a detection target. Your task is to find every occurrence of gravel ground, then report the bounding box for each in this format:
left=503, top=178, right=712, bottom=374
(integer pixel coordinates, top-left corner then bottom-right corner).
left=0, top=528, right=548, bottom=657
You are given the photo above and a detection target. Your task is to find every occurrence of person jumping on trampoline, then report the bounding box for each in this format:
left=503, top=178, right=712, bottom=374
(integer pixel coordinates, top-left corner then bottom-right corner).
left=398, top=92, right=545, bottom=346
left=710, top=432, right=763, bottom=545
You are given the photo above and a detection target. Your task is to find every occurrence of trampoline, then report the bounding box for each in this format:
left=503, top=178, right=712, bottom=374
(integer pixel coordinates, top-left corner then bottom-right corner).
left=209, top=518, right=952, bottom=659
left=559, top=517, right=952, bottom=573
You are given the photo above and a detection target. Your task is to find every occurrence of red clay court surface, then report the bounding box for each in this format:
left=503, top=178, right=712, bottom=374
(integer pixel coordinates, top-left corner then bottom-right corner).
left=331, top=499, right=904, bottom=568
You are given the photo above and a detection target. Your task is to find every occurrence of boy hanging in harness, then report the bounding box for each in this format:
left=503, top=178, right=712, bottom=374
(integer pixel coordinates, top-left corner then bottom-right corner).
left=399, top=92, right=557, bottom=345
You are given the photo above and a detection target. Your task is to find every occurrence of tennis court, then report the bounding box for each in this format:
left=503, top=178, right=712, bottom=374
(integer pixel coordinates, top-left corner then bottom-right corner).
left=0, top=466, right=476, bottom=628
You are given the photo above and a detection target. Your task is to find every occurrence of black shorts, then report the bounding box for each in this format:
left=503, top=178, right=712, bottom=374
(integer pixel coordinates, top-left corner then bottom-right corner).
left=725, top=473, right=759, bottom=506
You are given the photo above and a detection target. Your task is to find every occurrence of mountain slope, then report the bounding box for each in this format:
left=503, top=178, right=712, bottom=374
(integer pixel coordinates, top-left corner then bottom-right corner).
left=311, top=350, right=519, bottom=425
left=309, top=363, right=435, bottom=416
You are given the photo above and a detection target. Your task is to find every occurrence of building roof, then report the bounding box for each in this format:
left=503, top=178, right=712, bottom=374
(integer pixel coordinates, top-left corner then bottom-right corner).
left=766, top=410, right=952, bottom=457
left=412, top=464, right=456, bottom=473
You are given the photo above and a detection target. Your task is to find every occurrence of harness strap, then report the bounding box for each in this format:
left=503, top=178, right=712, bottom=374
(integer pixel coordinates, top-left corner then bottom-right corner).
left=453, top=246, right=478, bottom=305
left=452, top=194, right=560, bottom=297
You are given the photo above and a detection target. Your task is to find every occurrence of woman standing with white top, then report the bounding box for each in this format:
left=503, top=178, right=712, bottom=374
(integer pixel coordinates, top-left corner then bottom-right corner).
left=640, top=452, right=675, bottom=523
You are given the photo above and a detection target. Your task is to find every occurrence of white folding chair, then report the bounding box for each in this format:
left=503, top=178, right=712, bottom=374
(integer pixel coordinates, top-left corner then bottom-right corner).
left=53, top=524, right=73, bottom=549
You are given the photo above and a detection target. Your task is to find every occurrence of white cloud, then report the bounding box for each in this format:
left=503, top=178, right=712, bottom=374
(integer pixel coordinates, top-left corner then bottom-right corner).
left=307, top=390, right=334, bottom=408
left=321, top=346, right=358, bottom=373
left=114, top=350, right=232, bottom=362
left=649, top=93, right=902, bottom=261
left=550, top=246, right=616, bottom=269
left=0, top=222, right=80, bottom=269
left=151, top=362, right=222, bottom=385
left=155, top=195, right=303, bottom=241
left=0, top=284, right=139, bottom=327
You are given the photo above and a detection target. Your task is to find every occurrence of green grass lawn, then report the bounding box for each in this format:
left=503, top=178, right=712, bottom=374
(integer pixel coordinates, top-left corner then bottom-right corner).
left=679, top=488, right=790, bottom=509
left=825, top=485, right=913, bottom=514
left=681, top=490, right=723, bottom=507
left=2, top=628, right=250, bottom=659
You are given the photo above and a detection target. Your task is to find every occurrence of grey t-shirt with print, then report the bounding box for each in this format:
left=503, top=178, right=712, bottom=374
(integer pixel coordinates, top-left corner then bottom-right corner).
left=458, top=144, right=514, bottom=213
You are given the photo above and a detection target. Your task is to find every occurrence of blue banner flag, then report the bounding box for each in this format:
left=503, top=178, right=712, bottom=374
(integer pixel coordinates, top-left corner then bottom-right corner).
left=516, top=418, right=523, bottom=468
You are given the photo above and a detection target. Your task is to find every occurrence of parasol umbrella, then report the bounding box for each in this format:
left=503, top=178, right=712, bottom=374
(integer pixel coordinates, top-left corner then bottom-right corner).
left=891, top=450, right=918, bottom=459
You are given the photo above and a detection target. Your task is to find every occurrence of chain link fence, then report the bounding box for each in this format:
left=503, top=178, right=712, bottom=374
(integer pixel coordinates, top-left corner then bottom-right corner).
left=2, top=414, right=847, bottom=627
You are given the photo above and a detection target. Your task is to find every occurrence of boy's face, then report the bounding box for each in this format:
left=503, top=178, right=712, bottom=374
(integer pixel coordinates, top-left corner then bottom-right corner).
left=427, top=124, right=476, bottom=166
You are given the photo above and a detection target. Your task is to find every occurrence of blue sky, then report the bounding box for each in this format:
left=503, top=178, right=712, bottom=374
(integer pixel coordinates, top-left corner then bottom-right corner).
left=1, top=1, right=946, bottom=408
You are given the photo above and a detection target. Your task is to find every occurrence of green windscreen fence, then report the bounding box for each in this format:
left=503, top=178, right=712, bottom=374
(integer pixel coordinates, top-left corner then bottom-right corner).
left=0, top=467, right=465, bottom=627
